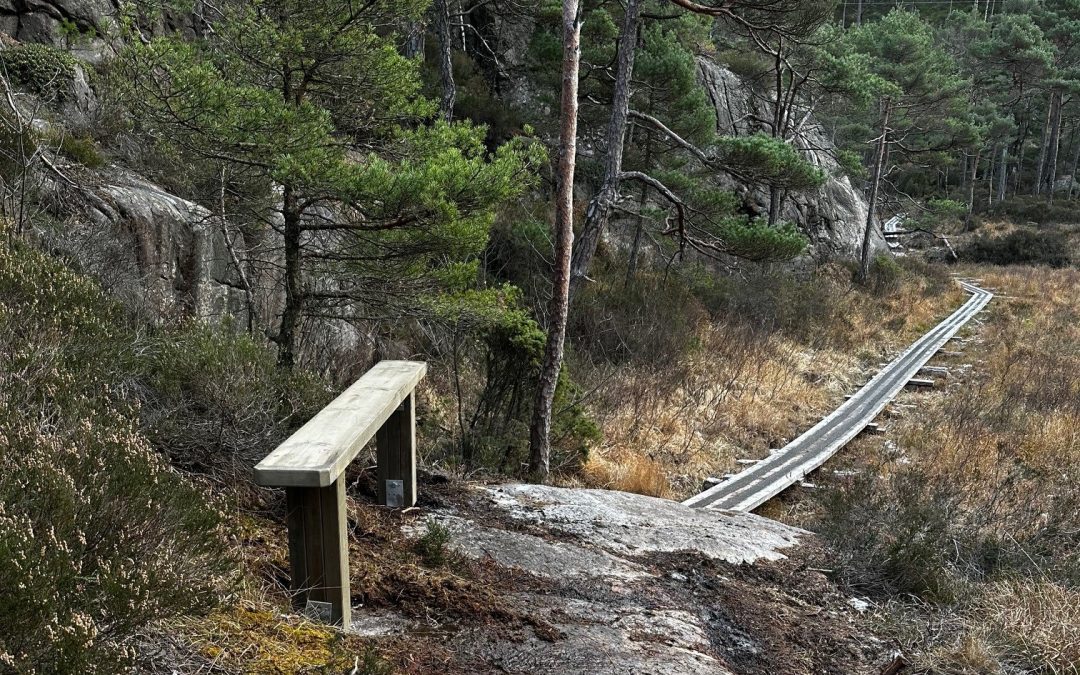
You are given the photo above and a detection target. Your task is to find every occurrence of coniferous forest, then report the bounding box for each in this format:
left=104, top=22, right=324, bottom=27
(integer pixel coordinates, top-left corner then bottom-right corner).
left=1, top=0, right=1078, bottom=672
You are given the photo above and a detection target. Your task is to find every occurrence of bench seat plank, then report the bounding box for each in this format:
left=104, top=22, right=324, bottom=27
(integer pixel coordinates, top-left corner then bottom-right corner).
left=254, top=360, right=426, bottom=487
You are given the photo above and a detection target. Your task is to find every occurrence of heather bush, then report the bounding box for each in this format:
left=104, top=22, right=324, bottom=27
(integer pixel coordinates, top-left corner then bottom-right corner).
left=0, top=238, right=233, bottom=672
left=988, top=195, right=1080, bottom=226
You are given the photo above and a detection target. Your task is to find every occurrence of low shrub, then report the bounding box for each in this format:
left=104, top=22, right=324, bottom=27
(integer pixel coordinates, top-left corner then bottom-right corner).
left=0, top=238, right=233, bottom=672
left=960, top=228, right=1072, bottom=268
left=0, top=408, right=232, bottom=673
left=867, top=253, right=904, bottom=294
left=0, top=43, right=79, bottom=102
left=52, top=131, right=105, bottom=168
left=140, top=323, right=332, bottom=476
left=421, top=286, right=598, bottom=474
left=414, top=519, right=453, bottom=567
left=988, top=195, right=1080, bottom=226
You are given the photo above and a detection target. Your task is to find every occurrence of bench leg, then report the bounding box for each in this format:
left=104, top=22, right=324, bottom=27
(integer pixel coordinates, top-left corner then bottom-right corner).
left=285, top=480, right=351, bottom=626
left=376, top=392, right=417, bottom=507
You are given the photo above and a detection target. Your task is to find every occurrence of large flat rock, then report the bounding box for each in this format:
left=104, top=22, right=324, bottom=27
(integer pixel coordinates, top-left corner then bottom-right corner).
left=392, top=483, right=807, bottom=673
left=483, top=484, right=804, bottom=563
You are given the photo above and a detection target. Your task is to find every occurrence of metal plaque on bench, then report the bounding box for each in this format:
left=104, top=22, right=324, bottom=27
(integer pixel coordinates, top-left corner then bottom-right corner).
left=385, top=479, right=404, bottom=507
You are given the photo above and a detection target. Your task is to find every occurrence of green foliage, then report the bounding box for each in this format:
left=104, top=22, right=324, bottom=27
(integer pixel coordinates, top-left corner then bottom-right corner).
left=50, top=132, right=104, bottom=168
left=425, top=284, right=596, bottom=473
left=866, top=254, right=904, bottom=293
left=0, top=240, right=232, bottom=672
left=632, top=21, right=717, bottom=148
left=819, top=471, right=964, bottom=603
left=0, top=43, right=79, bottom=101
left=414, top=519, right=453, bottom=567
left=141, top=323, right=332, bottom=475
left=990, top=195, right=1080, bottom=226
left=57, top=18, right=97, bottom=48
left=716, top=47, right=771, bottom=80
left=715, top=133, right=827, bottom=190
left=834, top=149, right=868, bottom=180
left=445, top=52, right=526, bottom=144
left=714, top=218, right=808, bottom=262
left=829, top=10, right=973, bottom=200
left=121, top=0, right=541, bottom=351
left=961, top=228, right=1073, bottom=268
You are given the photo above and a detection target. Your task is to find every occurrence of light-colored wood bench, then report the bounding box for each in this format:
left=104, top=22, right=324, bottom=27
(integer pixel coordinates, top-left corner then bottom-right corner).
left=254, top=360, right=426, bottom=626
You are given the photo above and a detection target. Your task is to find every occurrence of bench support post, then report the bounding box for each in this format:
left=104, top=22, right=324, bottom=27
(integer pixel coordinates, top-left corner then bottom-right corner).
left=285, top=480, right=351, bottom=626
left=376, top=392, right=417, bottom=507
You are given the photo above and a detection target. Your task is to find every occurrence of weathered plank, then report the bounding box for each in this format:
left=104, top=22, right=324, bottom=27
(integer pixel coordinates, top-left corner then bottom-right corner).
left=254, top=361, right=427, bottom=488
left=905, top=378, right=935, bottom=388
left=685, top=282, right=993, bottom=512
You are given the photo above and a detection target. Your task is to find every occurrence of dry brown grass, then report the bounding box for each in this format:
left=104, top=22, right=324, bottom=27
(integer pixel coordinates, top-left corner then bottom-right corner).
left=572, top=261, right=963, bottom=498
left=812, top=263, right=1080, bottom=673
left=976, top=580, right=1080, bottom=672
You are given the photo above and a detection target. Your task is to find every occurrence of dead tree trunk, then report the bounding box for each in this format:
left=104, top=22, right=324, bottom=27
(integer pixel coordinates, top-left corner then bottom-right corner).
left=859, top=100, right=890, bottom=284
left=567, top=0, right=642, bottom=301
left=528, top=0, right=582, bottom=482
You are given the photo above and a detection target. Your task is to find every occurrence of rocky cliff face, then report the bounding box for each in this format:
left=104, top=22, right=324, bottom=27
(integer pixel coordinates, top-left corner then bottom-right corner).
left=696, top=59, right=885, bottom=260
left=41, top=166, right=249, bottom=321
left=0, top=0, right=117, bottom=62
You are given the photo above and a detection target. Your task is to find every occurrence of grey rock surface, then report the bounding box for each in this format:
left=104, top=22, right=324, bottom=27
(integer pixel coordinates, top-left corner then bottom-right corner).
left=485, top=483, right=805, bottom=562
left=397, top=483, right=804, bottom=674
left=455, top=593, right=733, bottom=675
left=405, top=513, right=653, bottom=580
left=695, top=59, right=886, bottom=260
left=43, top=166, right=248, bottom=321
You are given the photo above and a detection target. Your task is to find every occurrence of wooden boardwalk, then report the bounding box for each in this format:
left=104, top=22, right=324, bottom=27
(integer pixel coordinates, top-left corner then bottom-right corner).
left=684, top=280, right=993, bottom=512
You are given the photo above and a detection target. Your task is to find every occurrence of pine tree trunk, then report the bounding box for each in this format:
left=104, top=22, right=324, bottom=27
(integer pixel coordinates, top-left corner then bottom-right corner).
left=1068, top=125, right=1080, bottom=200
left=768, top=185, right=783, bottom=226
left=568, top=0, right=642, bottom=301
left=528, top=0, right=582, bottom=482
left=859, top=101, right=890, bottom=284
left=278, top=184, right=303, bottom=369
left=625, top=179, right=648, bottom=284
left=966, top=149, right=981, bottom=227
left=434, top=0, right=456, bottom=122
left=996, top=143, right=1008, bottom=204
left=1045, top=90, right=1063, bottom=203
left=1034, top=103, right=1052, bottom=195
left=987, top=145, right=996, bottom=208
left=1014, top=118, right=1028, bottom=197
left=404, top=20, right=425, bottom=60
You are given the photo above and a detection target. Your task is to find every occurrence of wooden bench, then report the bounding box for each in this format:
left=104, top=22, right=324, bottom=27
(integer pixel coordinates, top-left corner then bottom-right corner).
left=254, top=360, right=426, bottom=626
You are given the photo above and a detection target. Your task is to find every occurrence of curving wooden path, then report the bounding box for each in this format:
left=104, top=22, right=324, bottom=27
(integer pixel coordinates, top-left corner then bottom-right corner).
left=684, top=280, right=993, bottom=512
